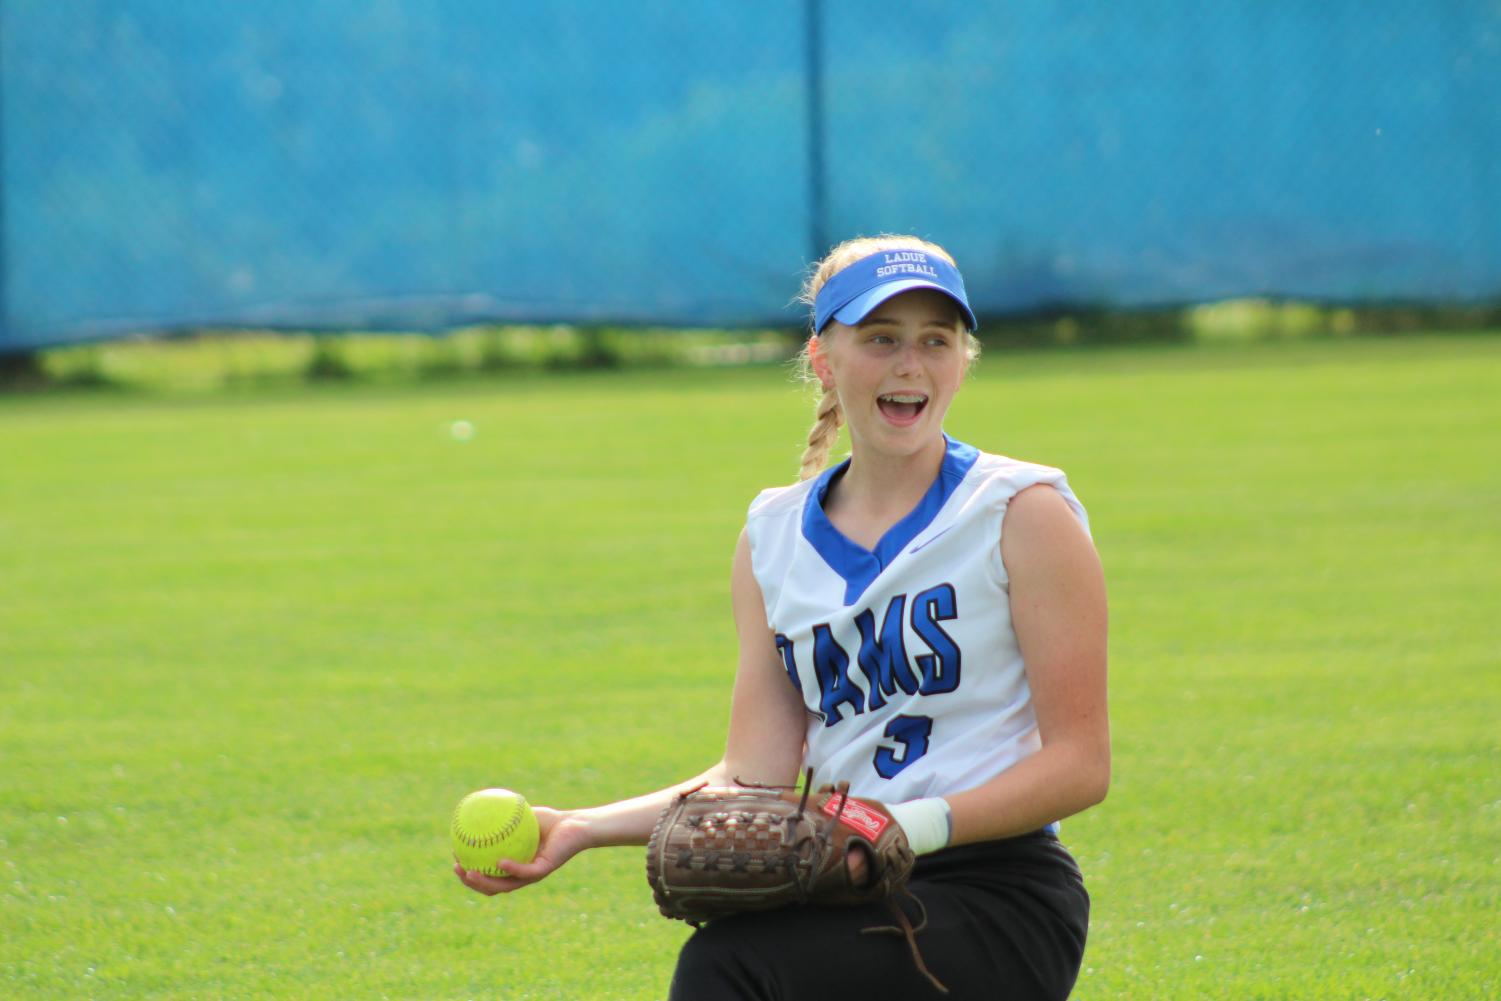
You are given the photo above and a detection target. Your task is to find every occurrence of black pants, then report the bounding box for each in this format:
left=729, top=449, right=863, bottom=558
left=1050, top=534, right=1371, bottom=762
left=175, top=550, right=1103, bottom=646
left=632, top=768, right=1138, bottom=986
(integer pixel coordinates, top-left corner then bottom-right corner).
left=668, top=830, right=1089, bottom=1001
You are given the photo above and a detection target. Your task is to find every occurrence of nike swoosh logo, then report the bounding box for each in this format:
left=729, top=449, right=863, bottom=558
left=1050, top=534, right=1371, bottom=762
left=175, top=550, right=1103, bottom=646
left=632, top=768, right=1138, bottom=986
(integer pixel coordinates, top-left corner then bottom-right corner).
left=909, top=525, right=955, bottom=554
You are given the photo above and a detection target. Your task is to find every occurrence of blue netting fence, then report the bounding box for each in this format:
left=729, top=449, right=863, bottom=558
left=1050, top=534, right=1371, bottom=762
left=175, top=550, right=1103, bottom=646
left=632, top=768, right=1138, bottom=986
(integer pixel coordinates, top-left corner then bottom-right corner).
left=2, top=1, right=1499, bottom=352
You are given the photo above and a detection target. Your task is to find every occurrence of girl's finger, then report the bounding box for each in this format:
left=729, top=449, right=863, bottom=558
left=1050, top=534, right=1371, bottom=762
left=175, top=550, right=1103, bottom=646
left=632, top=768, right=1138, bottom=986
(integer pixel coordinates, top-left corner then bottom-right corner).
left=454, top=864, right=529, bottom=896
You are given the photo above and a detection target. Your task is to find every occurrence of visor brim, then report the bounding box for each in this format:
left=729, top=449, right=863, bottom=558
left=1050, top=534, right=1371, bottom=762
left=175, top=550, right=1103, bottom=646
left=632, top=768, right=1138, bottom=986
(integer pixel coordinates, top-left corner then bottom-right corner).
left=830, top=279, right=978, bottom=331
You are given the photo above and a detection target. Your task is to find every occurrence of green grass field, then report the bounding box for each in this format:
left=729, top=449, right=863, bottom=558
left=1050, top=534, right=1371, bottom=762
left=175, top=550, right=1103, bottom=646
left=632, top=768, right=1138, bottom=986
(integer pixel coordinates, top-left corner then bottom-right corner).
left=2, top=334, right=1497, bottom=999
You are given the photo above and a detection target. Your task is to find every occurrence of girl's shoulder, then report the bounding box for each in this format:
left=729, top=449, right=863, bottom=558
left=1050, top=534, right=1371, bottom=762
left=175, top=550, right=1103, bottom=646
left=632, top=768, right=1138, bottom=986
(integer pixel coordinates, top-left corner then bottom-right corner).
left=963, top=449, right=1091, bottom=533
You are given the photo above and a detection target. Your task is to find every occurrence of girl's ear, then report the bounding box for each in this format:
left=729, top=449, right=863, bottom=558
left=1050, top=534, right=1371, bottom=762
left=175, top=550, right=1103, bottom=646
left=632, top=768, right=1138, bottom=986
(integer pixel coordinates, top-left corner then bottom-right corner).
left=808, top=334, right=835, bottom=391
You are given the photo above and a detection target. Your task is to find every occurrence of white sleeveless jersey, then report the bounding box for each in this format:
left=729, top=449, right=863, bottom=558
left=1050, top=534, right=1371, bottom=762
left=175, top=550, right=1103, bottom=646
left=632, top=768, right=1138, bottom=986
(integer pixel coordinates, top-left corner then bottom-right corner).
left=745, top=436, right=1090, bottom=806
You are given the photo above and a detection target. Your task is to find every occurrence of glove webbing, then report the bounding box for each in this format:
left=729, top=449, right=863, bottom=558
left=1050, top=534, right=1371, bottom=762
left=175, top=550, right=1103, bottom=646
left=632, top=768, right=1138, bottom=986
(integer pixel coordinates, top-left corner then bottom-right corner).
left=786, top=772, right=838, bottom=902
left=691, top=773, right=828, bottom=903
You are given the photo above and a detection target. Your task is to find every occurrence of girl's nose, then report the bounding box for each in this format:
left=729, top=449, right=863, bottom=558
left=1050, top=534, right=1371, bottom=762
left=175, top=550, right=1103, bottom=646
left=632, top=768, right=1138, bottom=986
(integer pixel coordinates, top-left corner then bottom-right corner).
left=893, top=341, right=921, bottom=374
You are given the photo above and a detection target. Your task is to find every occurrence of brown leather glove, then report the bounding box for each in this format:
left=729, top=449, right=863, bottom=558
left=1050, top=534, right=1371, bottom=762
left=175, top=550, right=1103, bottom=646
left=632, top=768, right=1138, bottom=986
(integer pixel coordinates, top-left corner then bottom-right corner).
left=645, top=775, right=915, bottom=924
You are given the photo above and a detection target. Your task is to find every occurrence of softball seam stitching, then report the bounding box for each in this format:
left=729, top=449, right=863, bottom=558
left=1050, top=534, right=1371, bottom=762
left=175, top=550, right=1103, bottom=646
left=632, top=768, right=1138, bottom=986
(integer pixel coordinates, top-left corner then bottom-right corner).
left=453, top=799, right=526, bottom=848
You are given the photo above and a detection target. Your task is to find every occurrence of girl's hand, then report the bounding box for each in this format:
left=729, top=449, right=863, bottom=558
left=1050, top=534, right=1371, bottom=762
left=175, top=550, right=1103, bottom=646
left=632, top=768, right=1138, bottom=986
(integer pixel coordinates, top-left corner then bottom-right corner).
left=846, top=843, right=870, bottom=886
left=453, top=807, right=589, bottom=896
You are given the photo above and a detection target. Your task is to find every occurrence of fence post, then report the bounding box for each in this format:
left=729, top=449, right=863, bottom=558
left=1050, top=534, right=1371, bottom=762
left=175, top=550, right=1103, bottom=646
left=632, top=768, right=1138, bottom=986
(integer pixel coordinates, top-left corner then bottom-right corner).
left=0, top=16, right=10, bottom=355
left=804, top=0, right=827, bottom=265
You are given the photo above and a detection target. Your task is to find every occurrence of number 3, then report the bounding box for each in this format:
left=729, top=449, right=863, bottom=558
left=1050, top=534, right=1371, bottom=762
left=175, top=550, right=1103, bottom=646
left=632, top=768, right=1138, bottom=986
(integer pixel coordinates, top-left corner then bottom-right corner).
left=873, top=714, right=932, bottom=778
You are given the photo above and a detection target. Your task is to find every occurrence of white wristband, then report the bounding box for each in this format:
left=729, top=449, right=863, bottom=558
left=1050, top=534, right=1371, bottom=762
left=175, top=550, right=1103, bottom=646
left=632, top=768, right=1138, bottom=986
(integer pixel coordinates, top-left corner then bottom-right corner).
left=888, top=797, right=953, bottom=856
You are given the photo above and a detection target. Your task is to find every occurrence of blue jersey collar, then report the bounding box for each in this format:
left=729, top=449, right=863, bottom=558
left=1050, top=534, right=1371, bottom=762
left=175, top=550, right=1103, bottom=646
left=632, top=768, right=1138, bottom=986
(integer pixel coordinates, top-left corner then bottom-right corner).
left=802, top=435, right=980, bottom=606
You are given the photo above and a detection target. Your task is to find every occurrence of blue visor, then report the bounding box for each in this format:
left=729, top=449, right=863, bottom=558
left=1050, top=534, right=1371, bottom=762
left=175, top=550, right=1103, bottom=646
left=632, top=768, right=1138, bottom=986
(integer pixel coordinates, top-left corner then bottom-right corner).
left=812, top=249, right=977, bottom=334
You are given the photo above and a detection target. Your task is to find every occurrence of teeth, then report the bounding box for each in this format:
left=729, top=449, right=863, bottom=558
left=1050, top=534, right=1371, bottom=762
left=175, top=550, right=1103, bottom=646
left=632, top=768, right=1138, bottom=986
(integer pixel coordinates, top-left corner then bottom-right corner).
left=881, top=393, right=927, bottom=404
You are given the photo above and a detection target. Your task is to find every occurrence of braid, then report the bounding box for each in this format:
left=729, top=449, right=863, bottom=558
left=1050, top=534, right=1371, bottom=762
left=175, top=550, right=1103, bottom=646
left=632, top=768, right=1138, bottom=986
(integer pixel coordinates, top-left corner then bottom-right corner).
left=798, top=387, right=843, bottom=481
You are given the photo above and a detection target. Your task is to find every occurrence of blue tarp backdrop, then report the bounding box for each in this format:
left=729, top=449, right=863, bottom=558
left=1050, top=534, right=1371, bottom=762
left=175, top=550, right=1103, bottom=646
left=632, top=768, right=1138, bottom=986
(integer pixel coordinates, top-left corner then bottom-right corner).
left=2, top=1, right=1499, bottom=351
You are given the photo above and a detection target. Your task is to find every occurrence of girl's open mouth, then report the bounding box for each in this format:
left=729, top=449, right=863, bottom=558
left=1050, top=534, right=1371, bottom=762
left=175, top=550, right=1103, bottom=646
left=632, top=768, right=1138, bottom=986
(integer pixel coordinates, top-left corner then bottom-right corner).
left=877, top=392, right=929, bottom=424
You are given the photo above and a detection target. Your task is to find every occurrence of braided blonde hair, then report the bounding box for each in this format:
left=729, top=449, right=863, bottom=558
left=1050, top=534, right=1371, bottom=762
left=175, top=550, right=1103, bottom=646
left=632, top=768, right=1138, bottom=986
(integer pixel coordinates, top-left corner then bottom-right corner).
left=794, top=235, right=980, bottom=481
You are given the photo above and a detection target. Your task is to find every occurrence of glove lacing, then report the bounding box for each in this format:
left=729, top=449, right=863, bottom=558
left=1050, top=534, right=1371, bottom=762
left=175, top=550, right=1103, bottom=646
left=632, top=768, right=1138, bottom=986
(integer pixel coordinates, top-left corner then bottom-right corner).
left=786, top=772, right=950, bottom=995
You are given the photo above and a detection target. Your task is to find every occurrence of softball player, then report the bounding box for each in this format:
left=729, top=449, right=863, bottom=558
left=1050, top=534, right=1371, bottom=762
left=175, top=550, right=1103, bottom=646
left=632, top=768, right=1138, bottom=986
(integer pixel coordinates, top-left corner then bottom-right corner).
left=457, top=235, right=1109, bottom=1000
